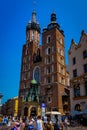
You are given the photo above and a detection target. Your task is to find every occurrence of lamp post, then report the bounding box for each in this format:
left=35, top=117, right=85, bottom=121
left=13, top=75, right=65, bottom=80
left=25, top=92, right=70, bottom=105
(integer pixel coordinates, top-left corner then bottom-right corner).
left=0, top=93, right=3, bottom=114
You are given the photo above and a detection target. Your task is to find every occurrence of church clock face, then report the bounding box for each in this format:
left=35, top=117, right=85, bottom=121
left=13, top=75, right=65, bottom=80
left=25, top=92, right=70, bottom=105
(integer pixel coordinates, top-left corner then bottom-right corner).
left=34, top=67, right=40, bottom=83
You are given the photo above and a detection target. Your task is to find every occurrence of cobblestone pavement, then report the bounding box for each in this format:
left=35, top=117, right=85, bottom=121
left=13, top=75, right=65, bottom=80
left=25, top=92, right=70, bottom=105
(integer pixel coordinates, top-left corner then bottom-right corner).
left=0, top=126, right=87, bottom=130
left=63, top=126, right=87, bottom=130
left=0, top=125, right=10, bottom=130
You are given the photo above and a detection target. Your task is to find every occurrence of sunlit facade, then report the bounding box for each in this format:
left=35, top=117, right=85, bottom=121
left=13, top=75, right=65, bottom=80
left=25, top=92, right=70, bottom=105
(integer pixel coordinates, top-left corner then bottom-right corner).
left=18, top=10, right=70, bottom=117
left=68, top=31, right=87, bottom=112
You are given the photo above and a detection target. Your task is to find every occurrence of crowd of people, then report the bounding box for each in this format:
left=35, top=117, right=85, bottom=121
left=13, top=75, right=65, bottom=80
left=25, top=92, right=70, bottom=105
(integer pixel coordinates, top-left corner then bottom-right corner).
left=0, top=114, right=70, bottom=130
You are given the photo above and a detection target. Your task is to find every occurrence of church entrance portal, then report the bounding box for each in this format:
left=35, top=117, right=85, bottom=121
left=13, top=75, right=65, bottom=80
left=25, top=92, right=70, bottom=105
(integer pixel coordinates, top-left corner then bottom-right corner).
left=24, top=107, right=28, bottom=116
left=30, top=107, right=37, bottom=117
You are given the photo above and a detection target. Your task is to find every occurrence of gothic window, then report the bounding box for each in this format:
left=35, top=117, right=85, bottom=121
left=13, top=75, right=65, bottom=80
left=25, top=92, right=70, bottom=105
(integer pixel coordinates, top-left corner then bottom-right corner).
left=33, top=53, right=37, bottom=63
left=52, top=46, right=54, bottom=52
left=44, top=78, right=46, bottom=83
left=47, top=67, right=50, bottom=74
left=47, top=77, right=50, bottom=83
left=47, top=57, right=51, bottom=64
left=34, top=67, right=40, bottom=83
left=59, top=38, right=63, bottom=44
left=27, top=32, right=30, bottom=40
left=29, top=56, right=30, bottom=61
left=47, top=96, right=52, bottom=103
left=26, top=49, right=28, bottom=55
left=32, top=31, right=34, bottom=40
left=61, top=77, right=65, bottom=84
left=74, top=85, right=80, bottom=97
left=37, top=48, right=40, bottom=56
left=52, top=55, right=54, bottom=62
left=52, top=75, right=54, bottom=82
left=48, top=48, right=51, bottom=54
left=44, top=57, right=46, bottom=64
left=36, top=48, right=41, bottom=62
left=44, top=67, right=46, bottom=74
left=47, top=35, right=51, bottom=43
left=60, top=57, right=64, bottom=65
left=61, top=67, right=63, bottom=74
left=52, top=64, right=54, bottom=72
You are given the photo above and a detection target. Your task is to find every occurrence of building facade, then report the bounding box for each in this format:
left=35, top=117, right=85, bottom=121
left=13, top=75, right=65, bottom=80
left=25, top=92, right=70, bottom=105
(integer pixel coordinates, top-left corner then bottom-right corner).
left=1, top=96, right=18, bottom=116
left=68, top=30, right=87, bottom=112
left=18, top=10, right=70, bottom=117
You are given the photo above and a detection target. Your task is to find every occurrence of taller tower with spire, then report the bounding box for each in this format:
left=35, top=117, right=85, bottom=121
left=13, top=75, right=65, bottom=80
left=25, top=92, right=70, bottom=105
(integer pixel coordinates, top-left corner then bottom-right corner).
left=18, top=8, right=42, bottom=116
left=26, top=10, right=40, bottom=43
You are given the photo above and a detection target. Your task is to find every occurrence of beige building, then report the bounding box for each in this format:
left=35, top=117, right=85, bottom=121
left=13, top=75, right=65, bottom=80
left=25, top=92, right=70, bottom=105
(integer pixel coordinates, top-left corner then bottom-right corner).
left=68, top=30, right=87, bottom=113
left=1, top=96, right=18, bottom=116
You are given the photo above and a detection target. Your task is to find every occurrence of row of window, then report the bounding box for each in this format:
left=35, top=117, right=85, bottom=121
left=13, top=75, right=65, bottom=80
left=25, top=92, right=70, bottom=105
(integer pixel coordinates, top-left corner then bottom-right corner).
left=73, top=64, right=87, bottom=77
left=44, top=56, right=54, bottom=64
left=72, top=50, right=87, bottom=65
left=73, top=82, right=87, bottom=97
left=21, top=72, right=30, bottom=81
left=44, top=56, right=65, bottom=65
left=44, top=65, right=54, bottom=74
left=46, top=35, right=63, bottom=45
left=22, top=64, right=30, bottom=72
left=45, top=47, right=64, bottom=56
left=44, top=65, right=65, bottom=76
left=23, top=56, right=31, bottom=63
left=44, top=76, right=65, bottom=85
left=26, top=31, right=40, bottom=41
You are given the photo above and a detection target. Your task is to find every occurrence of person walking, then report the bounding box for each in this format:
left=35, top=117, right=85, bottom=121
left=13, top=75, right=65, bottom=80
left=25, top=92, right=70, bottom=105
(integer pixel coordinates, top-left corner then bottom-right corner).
left=46, top=117, right=54, bottom=130
left=54, top=119, right=60, bottom=130
left=27, top=116, right=34, bottom=130
left=64, top=117, right=70, bottom=130
left=36, top=115, right=44, bottom=130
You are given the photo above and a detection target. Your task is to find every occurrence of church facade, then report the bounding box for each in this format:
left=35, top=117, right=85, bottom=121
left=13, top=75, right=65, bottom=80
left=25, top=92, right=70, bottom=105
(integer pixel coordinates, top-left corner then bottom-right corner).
left=18, top=10, right=70, bottom=117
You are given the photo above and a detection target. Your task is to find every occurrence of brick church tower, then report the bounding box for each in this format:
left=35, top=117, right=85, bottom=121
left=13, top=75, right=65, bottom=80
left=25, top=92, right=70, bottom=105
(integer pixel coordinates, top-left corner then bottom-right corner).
left=18, top=10, right=70, bottom=116
left=41, top=13, right=67, bottom=114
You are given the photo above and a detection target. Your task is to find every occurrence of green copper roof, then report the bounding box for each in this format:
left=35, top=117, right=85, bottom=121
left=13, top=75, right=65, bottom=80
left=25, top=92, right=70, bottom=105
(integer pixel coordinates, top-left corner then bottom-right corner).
left=31, top=79, right=37, bottom=84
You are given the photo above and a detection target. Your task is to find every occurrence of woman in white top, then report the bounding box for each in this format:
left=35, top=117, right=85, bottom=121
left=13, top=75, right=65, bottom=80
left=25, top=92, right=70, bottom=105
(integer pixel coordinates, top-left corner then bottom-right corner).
left=36, top=115, right=44, bottom=130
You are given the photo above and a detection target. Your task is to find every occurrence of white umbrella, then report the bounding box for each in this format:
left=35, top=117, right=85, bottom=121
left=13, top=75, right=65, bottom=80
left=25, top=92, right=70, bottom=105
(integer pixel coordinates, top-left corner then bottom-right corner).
left=83, top=109, right=87, bottom=114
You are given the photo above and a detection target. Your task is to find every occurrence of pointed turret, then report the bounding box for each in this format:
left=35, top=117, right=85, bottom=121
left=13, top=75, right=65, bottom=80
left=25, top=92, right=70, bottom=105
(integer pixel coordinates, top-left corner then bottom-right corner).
left=51, top=12, right=56, bottom=23
left=32, top=11, right=36, bottom=23
left=43, top=12, right=64, bottom=35
left=26, top=11, right=40, bottom=33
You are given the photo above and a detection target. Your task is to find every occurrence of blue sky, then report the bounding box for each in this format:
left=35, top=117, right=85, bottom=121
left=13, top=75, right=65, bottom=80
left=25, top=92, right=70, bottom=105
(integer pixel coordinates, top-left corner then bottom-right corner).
left=0, top=0, right=87, bottom=103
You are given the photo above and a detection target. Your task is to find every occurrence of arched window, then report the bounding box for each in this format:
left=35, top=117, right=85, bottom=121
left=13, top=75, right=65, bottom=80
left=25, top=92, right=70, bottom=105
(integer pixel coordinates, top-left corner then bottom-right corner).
left=33, top=67, right=40, bottom=83
left=47, top=35, right=51, bottom=43
left=75, top=104, right=81, bottom=111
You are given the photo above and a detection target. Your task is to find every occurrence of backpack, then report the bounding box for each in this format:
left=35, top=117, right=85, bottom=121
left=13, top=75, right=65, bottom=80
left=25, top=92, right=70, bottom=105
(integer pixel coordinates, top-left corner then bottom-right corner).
left=28, top=125, right=34, bottom=130
left=11, top=127, right=18, bottom=130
